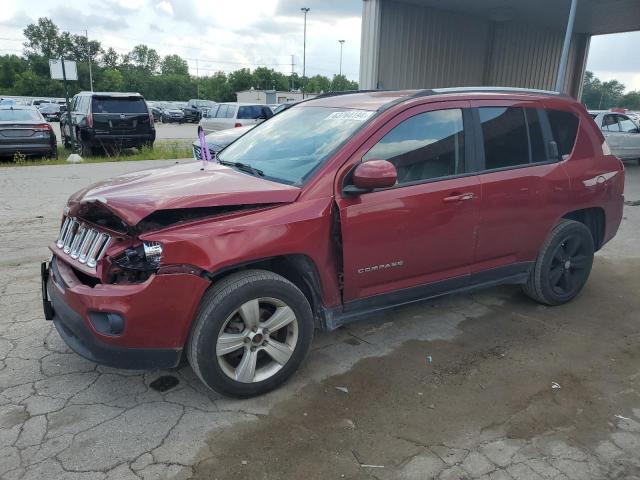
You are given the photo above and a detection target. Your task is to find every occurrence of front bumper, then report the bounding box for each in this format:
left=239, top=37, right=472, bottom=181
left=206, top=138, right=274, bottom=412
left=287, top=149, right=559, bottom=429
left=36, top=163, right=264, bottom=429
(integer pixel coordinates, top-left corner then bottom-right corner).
left=42, top=256, right=209, bottom=370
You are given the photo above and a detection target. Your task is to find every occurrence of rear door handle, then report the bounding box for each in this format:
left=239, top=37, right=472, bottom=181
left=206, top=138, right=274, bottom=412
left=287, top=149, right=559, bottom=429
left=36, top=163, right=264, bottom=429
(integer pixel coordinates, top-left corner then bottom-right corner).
left=443, top=192, right=476, bottom=203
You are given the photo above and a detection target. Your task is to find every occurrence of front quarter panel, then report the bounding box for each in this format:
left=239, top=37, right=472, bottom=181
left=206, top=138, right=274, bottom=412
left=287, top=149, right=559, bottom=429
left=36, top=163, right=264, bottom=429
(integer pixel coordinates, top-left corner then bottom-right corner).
left=140, top=197, right=342, bottom=308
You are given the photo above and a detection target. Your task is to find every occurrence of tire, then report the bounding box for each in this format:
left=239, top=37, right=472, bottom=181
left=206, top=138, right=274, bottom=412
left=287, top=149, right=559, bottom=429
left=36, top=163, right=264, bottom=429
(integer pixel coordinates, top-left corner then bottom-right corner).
left=523, top=219, right=594, bottom=306
left=79, top=141, right=93, bottom=157
left=188, top=270, right=314, bottom=398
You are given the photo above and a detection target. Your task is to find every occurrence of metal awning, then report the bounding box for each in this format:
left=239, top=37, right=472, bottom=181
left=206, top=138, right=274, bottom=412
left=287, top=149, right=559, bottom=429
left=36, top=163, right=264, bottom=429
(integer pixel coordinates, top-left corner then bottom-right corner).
left=401, top=0, right=640, bottom=35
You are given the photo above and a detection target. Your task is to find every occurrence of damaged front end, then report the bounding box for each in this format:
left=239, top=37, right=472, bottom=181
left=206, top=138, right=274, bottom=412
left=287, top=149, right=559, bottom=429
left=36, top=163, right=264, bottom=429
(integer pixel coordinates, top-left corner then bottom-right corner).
left=55, top=202, right=273, bottom=286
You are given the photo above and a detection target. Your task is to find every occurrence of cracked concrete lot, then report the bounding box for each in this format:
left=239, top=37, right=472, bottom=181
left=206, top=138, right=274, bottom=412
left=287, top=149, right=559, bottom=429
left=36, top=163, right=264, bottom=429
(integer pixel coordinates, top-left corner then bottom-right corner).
left=1, top=160, right=640, bottom=480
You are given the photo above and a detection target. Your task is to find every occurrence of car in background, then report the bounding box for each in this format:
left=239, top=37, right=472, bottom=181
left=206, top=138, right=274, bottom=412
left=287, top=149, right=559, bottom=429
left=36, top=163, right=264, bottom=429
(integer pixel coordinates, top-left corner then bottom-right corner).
left=192, top=102, right=296, bottom=160
left=38, top=102, right=62, bottom=121
left=0, top=105, right=57, bottom=159
left=159, top=106, right=185, bottom=123
left=60, top=91, right=155, bottom=156
left=197, top=103, right=273, bottom=134
left=590, top=110, right=640, bottom=164
left=192, top=125, right=254, bottom=160
left=183, top=99, right=216, bottom=123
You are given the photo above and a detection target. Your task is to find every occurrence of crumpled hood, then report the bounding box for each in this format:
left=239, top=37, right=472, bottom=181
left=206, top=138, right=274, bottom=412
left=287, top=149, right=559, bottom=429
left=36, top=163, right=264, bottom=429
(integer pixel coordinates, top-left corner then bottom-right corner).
left=67, top=161, right=301, bottom=226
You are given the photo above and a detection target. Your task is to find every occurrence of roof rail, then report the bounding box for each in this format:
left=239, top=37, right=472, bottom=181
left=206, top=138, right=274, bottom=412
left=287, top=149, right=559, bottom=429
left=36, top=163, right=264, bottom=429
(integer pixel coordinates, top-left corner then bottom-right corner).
left=429, top=86, right=566, bottom=96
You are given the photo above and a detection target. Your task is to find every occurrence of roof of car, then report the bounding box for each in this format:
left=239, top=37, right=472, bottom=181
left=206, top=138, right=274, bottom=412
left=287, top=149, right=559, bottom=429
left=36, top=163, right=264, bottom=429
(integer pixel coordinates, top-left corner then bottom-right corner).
left=0, top=105, right=37, bottom=110
left=302, top=87, right=569, bottom=111
left=77, top=91, right=144, bottom=97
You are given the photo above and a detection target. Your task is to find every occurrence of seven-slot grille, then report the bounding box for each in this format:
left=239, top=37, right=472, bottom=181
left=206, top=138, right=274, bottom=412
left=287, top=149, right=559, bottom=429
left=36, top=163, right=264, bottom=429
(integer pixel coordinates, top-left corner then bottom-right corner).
left=56, top=217, right=111, bottom=269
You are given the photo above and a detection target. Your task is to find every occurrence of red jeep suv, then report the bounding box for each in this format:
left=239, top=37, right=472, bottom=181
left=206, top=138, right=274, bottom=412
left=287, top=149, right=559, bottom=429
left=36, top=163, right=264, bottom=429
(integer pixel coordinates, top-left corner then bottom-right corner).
left=42, top=88, right=625, bottom=397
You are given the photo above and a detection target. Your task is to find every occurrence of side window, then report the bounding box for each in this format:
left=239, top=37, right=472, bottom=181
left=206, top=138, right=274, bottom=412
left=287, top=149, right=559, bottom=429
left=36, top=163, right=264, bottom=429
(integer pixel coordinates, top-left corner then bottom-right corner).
left=479, top=107, right=529, bottom=169
left=208, top=105, right=219, bottom=118
left=547, top=109, right=579, bottom=158
left=363, top=109, right=465, bottom=185
left=70, top=96, right=78, bottom=111
left=618, top=115, right=637, bottom=133
left=602, top=114, right=620, bottom=132
left=216, top=105, right=228, bottom=118
left=226, top=105, right=236, bottom=118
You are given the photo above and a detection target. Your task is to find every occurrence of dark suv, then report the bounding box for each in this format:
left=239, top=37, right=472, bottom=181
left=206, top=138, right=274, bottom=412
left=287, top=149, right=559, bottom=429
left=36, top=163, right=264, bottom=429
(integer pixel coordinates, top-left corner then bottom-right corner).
left=183, top=99, right=215, bottom=123
left=60, top=92, right=155, bottom=156
left=43, top=88, right=624, bottom=397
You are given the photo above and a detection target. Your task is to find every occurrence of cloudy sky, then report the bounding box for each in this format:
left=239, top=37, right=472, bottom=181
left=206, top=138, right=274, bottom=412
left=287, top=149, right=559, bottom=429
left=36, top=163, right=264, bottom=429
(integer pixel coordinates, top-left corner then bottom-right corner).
left=0, top=0, right=638, bottom=91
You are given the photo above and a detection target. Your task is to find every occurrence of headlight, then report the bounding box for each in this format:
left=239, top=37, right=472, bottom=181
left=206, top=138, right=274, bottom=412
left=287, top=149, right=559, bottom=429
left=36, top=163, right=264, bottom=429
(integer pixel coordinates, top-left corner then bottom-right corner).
left=142, top=241, right=163, bottom=269
left=113, top=242, right=163, bottom=272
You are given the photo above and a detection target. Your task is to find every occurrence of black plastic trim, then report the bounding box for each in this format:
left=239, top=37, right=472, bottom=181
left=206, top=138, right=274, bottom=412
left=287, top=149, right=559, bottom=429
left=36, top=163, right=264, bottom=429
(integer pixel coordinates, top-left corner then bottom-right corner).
left=320, top=262, right=533, bottom=330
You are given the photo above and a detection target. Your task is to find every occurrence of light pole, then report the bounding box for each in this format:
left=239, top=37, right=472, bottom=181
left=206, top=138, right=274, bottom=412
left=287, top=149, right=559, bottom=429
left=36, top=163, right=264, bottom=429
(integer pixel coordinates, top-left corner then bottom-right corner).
left=301, top=7, right=310, bottom=97
left=338, top=39, right=345, bottom=76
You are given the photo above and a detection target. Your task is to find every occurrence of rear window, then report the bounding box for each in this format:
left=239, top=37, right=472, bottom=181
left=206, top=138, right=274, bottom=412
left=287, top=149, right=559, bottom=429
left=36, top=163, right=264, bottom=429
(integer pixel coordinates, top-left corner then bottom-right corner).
left=238, top=105, right=271, bottom=120
left=547, top=110, right=579, bottom=157
left=0, top=109, right=42, bottom=121
left=92, top=97, right=147, bottom=114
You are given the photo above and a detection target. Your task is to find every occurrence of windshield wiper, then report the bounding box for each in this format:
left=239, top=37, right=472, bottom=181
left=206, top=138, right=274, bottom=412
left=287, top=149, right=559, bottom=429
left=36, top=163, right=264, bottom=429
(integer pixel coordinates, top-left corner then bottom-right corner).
left=219, top=160, right=264, bottom=177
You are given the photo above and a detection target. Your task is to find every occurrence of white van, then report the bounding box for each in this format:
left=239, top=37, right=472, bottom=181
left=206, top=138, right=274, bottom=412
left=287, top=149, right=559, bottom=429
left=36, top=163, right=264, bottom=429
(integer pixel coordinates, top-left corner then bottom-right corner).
left=198, top=103, right=273, bottom=134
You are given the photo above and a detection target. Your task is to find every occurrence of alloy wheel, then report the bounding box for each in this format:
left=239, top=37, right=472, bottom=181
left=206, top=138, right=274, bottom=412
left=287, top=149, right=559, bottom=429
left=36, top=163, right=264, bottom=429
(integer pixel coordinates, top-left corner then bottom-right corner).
left=216, top=297, right=299, bottom=383
left=548, top=234, right=591, bottom=296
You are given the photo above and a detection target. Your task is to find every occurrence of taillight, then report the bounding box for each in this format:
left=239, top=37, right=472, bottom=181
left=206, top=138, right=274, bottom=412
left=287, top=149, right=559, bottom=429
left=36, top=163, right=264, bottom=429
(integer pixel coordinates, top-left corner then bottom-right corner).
left=86, top=114, right=93, bottom=128
left=148, top=109, right=154, bottom=126
left=234, top=122, right=242, bottom=128
left=35, top=123, right=51, bottom=132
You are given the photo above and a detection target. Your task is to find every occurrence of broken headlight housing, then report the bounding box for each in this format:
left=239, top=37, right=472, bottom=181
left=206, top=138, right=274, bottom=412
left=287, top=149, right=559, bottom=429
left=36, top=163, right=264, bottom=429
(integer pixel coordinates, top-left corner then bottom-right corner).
left=113, top=241, right=163, bottom=272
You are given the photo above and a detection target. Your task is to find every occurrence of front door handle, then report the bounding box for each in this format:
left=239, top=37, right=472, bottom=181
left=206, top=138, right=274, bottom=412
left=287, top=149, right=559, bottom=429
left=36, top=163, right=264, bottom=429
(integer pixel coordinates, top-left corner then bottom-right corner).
left=443, top=192, right=476, bottom=203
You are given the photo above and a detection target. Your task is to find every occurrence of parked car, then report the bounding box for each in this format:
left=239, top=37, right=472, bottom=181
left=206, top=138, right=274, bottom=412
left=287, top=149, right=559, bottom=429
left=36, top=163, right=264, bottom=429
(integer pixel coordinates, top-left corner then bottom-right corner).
left=589, top=110, right=640, bottom=164
left=38, top=102, right=62, bottom=121
left=192, top=103, right=296, bottom=160
left=192, top=125, right=254, bottom=160
left=183, top=99, right=216, bottom=123
left=159, top=107, right=185, bottom=123
left=197, top=103, right=273, bottom=134
left=0, top=105, right=57, bottom=159
left=0, top=98, right=16, bottom=106
left=42, top=88, right=624, bottom=397
left=60, top=91, right=155, bottom=156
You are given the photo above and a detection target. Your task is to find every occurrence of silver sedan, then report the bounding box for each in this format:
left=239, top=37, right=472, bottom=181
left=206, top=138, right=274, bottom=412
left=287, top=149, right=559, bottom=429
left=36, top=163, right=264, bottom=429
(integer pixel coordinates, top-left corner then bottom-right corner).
left=590, top=111, right=640, bottom=163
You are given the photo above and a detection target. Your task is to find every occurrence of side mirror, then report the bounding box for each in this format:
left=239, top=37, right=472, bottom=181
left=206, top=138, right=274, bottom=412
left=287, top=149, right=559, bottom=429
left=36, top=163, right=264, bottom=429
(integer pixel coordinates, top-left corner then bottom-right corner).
left=345, top=159, right=397, bottom=194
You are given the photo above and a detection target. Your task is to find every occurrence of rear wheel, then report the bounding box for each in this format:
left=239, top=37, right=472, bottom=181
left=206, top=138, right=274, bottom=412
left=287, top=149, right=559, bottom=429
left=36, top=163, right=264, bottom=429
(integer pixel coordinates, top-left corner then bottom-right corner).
left=79, top=140, right=93, bottom=157
left=523, top=219, right=594, bottom=306
left=188, top=270, right=314, bottom=397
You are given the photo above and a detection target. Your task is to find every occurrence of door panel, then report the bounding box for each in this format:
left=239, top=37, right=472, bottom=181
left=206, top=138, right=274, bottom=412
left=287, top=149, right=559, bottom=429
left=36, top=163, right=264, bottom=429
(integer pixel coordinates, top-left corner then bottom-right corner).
left=470, top=101, right=572, bottom=272
left=339, top=177, right=480, bottom=301
left=336, top=101, right=479, bottom=302
left=473, top=164, right=571, bottom=270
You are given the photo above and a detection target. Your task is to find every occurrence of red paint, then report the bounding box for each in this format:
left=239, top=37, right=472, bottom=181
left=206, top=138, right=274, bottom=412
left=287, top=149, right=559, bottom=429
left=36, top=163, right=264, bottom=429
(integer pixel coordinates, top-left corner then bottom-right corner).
left=49, top=90, right=625, bottom=357
left=352, top=160, right=397, bottom=190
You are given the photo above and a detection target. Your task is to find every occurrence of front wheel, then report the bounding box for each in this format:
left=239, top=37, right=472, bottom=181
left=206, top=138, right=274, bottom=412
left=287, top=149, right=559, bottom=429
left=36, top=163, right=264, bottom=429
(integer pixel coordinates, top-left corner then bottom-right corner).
left=188, top=270, right=314, bottom=397
left=523, top=219, right=594, bottom=306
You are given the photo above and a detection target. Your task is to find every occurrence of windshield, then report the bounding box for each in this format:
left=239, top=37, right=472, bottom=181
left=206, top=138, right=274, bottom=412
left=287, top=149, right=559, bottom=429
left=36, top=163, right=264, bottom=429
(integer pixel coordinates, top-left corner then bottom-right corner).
left=218, top=106, right=373, bottom=185
left=0, top=109, right=43, bottom=121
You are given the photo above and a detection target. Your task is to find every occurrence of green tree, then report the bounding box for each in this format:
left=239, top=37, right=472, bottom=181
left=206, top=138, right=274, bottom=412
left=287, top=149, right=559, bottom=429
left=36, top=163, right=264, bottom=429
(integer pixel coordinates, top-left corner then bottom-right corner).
left=330, top=74, right=358, bottom=92
left=227, top=68, right=253, bottom=94
left=581, top=71, right=626, bottom=109
left=160, top=54, right=189, bottom=76
left=23, top=17, right=72, bottom=58
left=618, top=91, right=640, bottom=110
left=101, top=48, right=120, bottom=69
left=124, top=45, right=160, bottom=74
left=96, top=69, right=124, bottom=91
left=306, top=74, right=331, bottom=93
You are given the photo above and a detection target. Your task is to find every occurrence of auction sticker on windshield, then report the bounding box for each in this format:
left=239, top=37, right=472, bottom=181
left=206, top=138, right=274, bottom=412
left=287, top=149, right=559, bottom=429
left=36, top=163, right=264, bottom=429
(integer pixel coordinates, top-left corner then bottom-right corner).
left=326, top=111, right=374, bottom=121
